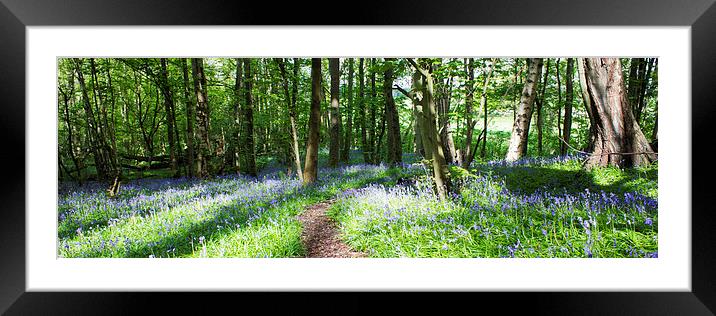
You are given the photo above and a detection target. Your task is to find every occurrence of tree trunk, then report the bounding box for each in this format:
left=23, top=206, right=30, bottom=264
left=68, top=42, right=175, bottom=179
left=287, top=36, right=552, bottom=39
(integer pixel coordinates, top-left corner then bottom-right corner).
left=577, top=58, right=597, bottom=152
left=581, top=58, right=657, bottom=168
left=241, top=58, right=257, bottom=177
left=556, top=58, right=562, bottom=151
left=462, top=58, right=475, bottom=168
left=369, top=58, right=377, bottom=164
left=479, top=58, right=496, bottom=159
left=105, top=60, right=120, bottom=178
left=276, top=58, right=303, bottom=181
left=191, top=58, right=211, bottom=177
left=636, top=58, right=655, bottom=124
left=341, top=58, right=354, bottom=162
left=59, top=67, right=83, bottom=183
left=89, top=58, right=112, bottom=174
left=328, top=58, right=341, bottom=167
left=409, top=58, right=451, bottom=199
left=536, top=58, right=550, bottom=156
left=74, top=58, right=110, bottom=180
left=303, top=58, right=322, bottom=184
left=358, top=58, right=369, bottom=163
left=181, top=59, right=196, bottom=178
left=384, top=58, right=402, bottom=165
left=505, top=58, right=543, bottom=162
left=232, top=58, right=243, bottom=174
left=561, top=58, right=574, bottom=156
left=160, top=58, right=177, bottom=175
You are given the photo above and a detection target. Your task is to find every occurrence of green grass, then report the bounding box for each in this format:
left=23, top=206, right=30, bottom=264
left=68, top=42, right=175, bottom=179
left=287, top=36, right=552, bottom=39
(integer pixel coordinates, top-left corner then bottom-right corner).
left=328, top=157, right=658, bottom=258
left=58, top=163, right=422, bottom=258
left=59, top=149, right=657, bottom=259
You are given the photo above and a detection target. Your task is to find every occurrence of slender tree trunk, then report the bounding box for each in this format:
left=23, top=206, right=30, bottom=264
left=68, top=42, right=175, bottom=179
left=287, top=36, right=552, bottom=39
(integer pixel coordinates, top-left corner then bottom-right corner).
left=627, top=58, right=642, bottom=113
left=328, top=58, right=341, bottom=167
left=479, top=58, right=495, bottom=159
left=232, top=58, right=244, bottom=174
left=506, top=58, right=543, bottom=162
left=536, top=58, right=550, bottom=156
left=341, top=58, right=354, bottom=162
left=462, top=58, right=475, bottom=168
left=581, top=58, right=656, bottom=168
left=191, top=58, right=211, bottom=177
left=276, top=58, right=303, bottom=180
left=561, top=58, right=574, bottom=156
left=105, top=60, right=120, bottom=178
left=303, top=58, right=322, bottom=184
left=181, top=59, right=195, bottom=178
left=89, top=58, right=112, bottom=174
left=369, top=58, right=377, bottom=164
left=292, top=58, right=303, bottom=179
left=636, top=58, right=655, bottom=124
left=394, top=76, right=422, bottom=156
left=241, top=58, right=257, bottom=177
left=59, top=69, right=82, bottom=183
left=556, top=58, right=562, bottom=150
left=384, top=58, right=402, bottom=165
left=74, top=58, right=109, bottom=180
left=160, top=58, right=177, bottom=175
left=358, top=58, right=369, bottom=163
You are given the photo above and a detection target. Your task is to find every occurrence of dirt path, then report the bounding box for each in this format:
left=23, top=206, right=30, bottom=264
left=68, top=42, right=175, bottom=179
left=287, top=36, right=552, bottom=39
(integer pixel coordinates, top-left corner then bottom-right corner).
left=296, top=200, right=365, bottom=258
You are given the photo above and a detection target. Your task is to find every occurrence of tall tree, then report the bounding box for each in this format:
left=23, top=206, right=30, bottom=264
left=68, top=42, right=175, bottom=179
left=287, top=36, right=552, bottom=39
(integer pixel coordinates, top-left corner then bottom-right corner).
left=303, top=58, right=322, bottom=184
left=241, top=58, right=257, bottom=177
left=479, top=58, right=496, bottom=158
left=358, top=58, right=369, bottom=163
left=341, top=58, right=355, bottom=163
left=368, top=58, right=377, bottom=164
left=58, top=64, right=82, bottom=183
left=191, top=58, right=211, bottom=177
left=506, top=58, right=543, bottom=162
left=74, top=58, right=111, bottom=180
left=462, top=58, right=476, bottom=168
left=328, top=58, right=341, bottom=167
left=181, top=59, right=195, bottom=178
left=635, top=58, right=655, bottom=124
left=560, top=58, right=574, bottom=156
left=383, top=58, right=402, bottom=165
left=276, top=58, right=302, bottom=180
left=536, top=58, right=550, bottom=156
left=408, top=58, right=451, bottom=199
left=581, top=58, right=656, bottom=168
left=231, top=58, right=243, bottom=174
left=159, top=58, right=178, bottom=176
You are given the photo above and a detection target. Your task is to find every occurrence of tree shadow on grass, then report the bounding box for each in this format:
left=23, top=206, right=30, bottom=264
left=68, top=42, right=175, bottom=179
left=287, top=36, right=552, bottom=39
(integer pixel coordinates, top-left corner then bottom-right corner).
left=77, top=169, right=410, bottom=258
left=483, top=164, right=657, bottom=196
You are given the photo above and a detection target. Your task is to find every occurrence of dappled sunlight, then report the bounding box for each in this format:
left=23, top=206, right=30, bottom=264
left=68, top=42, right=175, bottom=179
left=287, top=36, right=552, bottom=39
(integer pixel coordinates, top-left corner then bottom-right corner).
left=329, top=157, right=657, bottom=258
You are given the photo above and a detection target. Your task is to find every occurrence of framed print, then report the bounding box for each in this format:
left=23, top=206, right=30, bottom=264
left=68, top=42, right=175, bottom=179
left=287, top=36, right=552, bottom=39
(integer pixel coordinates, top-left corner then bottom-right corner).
left=2, top=0, right=716, bottom=314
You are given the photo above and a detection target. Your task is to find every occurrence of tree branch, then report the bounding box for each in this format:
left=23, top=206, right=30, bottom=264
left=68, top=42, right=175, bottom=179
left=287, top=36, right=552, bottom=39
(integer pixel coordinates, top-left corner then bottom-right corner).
left=406, top=58, right=429, bottom=78
left=393, top=85, right=412, bottom=98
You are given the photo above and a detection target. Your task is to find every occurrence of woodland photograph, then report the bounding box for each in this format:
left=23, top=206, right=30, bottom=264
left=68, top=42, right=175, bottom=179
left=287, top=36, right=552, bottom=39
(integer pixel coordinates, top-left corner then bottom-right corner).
left=57, top=57, right=658, bottom=258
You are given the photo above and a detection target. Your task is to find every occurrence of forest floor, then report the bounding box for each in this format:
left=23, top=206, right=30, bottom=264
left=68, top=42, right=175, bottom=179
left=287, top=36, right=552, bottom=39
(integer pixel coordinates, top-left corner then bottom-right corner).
left=57, top=152, right=658, bottom=258
left=296, top=200, right=365, bottom=258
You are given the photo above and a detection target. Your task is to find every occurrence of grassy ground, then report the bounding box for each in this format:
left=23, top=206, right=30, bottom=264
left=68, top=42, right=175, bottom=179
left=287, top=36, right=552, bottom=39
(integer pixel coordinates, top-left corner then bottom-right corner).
left=328, top=155, right=657, bottom=258
left=58, top=162, right=421, bottom=258
left=58, top=147, right=658, bottom=258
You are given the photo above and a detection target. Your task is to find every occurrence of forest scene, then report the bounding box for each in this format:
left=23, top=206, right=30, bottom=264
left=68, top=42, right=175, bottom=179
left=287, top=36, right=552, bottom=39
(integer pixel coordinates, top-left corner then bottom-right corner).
left=57, top=57, right=658, bottom=258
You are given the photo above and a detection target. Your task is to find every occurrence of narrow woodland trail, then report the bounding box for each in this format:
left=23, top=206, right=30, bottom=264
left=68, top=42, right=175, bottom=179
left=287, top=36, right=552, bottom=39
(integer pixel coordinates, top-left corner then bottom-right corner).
left=296, top=200, right=366, bottom=258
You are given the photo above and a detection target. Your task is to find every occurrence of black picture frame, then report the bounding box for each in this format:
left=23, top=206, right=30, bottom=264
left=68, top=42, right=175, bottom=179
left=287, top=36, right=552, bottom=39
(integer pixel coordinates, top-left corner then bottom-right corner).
left=1, top=0, right=715, bottom=314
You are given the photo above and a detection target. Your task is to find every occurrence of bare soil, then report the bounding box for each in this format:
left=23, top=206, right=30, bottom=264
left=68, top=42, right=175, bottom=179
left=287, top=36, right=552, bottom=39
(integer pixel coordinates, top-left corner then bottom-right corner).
left=296, top=200, right=365, bottom=258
